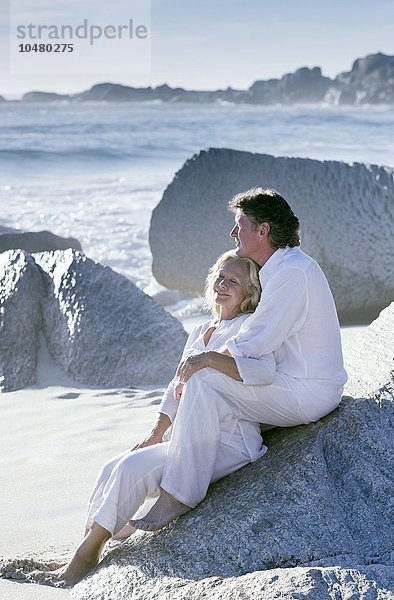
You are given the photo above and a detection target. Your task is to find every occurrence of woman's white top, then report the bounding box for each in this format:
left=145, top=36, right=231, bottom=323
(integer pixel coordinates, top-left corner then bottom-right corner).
left=159, top=313, right=272, bottom=461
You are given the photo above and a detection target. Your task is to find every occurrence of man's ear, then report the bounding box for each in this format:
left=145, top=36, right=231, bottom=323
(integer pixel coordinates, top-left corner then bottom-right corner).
left=259, top=222, right=270, bottom=238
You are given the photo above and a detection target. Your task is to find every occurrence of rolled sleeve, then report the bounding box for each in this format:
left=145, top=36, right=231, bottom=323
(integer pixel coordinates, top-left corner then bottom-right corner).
left=158, top=382, right=179, bottom=423
left=233, top=353, right=276, bottom=386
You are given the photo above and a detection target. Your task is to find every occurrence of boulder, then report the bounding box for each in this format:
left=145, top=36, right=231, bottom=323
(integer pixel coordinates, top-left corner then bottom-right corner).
left=0, top=250, right=43, bottom=391
left=149, top=148, right=394, bottom=324
left=0, top=225, right=82, bottom=254
left=34, top=250, right=187, bottom=387
left=71, top=304, right=394, bottom=599
left=344, top=302, right=394, bottom=398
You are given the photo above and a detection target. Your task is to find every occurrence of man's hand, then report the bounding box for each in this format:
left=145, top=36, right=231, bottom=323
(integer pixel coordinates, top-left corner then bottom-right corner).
left=176, top=352, right=211, bottom=383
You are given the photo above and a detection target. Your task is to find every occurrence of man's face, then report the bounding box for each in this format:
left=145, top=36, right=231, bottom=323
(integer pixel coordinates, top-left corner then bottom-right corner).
left=230, top=210, right=262, bottom=261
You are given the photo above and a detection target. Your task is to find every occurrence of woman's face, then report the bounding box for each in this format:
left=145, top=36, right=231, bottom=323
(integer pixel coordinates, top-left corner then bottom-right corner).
left=213, top=259, right=250, bottom=317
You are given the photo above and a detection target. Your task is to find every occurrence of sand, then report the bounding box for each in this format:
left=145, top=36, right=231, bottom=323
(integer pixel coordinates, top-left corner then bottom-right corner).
left=0, top=326, right=364, bottom=598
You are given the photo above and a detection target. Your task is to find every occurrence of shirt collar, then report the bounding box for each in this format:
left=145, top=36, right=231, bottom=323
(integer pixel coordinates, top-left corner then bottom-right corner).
left=259, top=247, right=289, bottom=284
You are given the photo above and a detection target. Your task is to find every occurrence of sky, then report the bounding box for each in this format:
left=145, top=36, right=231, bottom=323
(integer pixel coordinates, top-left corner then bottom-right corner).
left=1, top=0, right=393, bottom=98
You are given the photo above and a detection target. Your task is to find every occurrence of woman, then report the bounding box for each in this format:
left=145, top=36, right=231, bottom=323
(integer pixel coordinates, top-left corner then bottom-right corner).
left=54, top=250, right=276, bottom=586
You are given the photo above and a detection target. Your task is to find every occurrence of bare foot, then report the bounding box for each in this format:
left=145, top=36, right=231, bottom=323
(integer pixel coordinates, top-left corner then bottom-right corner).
left=50, top=522, right=110, bottom=587
left=54, top=550, right=99, bottom=587
left=130, top=488, right=191, bottom=531
left=112, top=522, right=137, bottom=540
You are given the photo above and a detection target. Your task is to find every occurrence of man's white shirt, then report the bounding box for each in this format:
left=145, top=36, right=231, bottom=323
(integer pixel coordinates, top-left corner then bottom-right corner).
left=226, top=246, right=348, bottom=389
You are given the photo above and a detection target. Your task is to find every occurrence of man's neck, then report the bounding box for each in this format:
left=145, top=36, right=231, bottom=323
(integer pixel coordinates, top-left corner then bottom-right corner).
left=255, top=245, right=277, bottom=268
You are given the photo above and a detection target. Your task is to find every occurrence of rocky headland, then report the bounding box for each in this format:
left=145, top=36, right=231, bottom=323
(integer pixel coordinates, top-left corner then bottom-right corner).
left=149, top=148, right=394, bottom=325
left=13, top=53, right=394, bottom=105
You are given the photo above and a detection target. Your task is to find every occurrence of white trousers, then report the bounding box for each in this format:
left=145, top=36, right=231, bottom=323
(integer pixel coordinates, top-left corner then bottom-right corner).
left=85, top=437, right=250, bottom=536
left=86, top=368, right=340, bottom=531
left=160, top=367, right=343, bottom=507
left=160, top=368, right=310, bottom=507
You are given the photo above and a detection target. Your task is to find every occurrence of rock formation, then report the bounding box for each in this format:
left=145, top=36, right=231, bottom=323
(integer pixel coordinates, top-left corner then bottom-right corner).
left=70, top=304, right=394, bottom=599
left=0, top=251, right=44, bottom=392
left=324, top=53, right=394, bottom=105
left=0, top=249, right=187, bottom=392
left=249, top=66, right=331, bottom=104
left=14, top=53, right=394, bottom=105
left=21, top=91, right=73, bottom=102
left=34, top=250, right=187, bottom=387
left=0, top=225, right=82, bottom=253
left=149, top=148, right=394, bottom=325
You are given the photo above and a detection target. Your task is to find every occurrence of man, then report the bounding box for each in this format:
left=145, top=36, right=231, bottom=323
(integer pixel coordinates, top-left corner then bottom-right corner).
left=131, top=187, right=348, bottom=530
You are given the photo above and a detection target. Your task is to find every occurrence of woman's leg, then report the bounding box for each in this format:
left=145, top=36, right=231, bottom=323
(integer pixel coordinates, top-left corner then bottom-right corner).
left=92, top=442, right=168, bottom=536
left=85, top=449, right=131, bottom=533
left=55, top=442, right=168, bottom=586
left=57, top=522, right=111, bottom=587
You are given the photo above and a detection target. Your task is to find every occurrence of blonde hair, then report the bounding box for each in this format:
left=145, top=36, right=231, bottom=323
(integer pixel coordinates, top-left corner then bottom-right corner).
left=204, top=250, right=261, bottom=318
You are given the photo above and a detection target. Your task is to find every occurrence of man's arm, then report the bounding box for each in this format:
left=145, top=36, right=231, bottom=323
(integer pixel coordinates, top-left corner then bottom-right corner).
left=176, top=349, right=276, bottom=386
left=227, top=267, right=308, bottom=359
left=177, top=351, right=242, bottom=382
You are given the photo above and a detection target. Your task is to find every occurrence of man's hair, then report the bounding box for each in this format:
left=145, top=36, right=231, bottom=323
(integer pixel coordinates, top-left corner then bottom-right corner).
left=228, top=187, right=300, bottom=249
left=205, top=250, right=261, bottom=318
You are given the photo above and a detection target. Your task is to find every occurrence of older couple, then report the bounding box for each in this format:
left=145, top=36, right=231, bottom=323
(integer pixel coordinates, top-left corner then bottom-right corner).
left=55, top=188, right=347, bottom=586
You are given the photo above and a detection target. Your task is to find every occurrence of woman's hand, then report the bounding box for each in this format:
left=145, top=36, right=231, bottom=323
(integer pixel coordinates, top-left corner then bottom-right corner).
left=130, top=413, right=171, bottom=451
left=130, top=431, right=162, bottom=452
left=175, top=382, right=184, bottom=400
left=176, top=352, right=211, bottom=383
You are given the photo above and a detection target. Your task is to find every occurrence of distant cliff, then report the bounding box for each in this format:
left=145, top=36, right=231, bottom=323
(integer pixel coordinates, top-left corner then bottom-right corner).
left=12, top=53, right=394, bottom=105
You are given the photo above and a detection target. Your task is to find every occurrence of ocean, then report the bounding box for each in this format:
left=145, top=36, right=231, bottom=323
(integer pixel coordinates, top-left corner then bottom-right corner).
left=0, top=101, right=393, bottom=318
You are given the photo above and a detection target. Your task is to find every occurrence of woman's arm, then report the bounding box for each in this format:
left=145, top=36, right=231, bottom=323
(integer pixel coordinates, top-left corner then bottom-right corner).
left=131, top=411, right=172, bottom=451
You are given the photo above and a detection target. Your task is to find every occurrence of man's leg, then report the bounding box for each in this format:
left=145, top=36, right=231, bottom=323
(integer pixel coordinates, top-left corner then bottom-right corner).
left=131, top=368, right=304, bottom=530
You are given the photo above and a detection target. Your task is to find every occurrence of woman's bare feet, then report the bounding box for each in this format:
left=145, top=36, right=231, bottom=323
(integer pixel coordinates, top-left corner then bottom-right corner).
left=53, top=552, right=99, bottom=587
left=130, top=488, right=191, bottom=531
left=112, top=522, right=137, bottom=540
left=49, top=522, right=111, bottom=587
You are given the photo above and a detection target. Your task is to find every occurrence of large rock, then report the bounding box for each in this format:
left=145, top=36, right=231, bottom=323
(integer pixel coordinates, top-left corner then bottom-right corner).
left=70, top=304, right=394, bottom=599
left=344, top=303, right=394, bottom=398
left=0, top=250, right=43, bottom=391
left=34, top=250, right=187, bottom=387
left=150, top=148, right=394, bottom=324
left=0, top=225, right=82, bottom=253
left=249, top=66, right=331, bottom=104
left=325, top=53, right=394, bottom=105
left=0, top=249, right=187, bottom=392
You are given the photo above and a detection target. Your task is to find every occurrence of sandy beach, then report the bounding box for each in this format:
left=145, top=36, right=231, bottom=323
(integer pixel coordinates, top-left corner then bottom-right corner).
left=0, top=325, right=364, bottom=599
left=0, top=333, right=164, bottom=599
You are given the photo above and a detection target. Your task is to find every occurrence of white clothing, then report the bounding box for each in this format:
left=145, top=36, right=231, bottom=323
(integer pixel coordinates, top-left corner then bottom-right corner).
left=161, top=368, right=306, bottom=507
left=159, top=314, right=274, bottom=459
left=85, top=314, right=271, bottom=532
left=226, top=247, right=347, bottom=420
left=85, top=437, right=250, bottom=535
left=160, top=247, right=348, bottom=507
